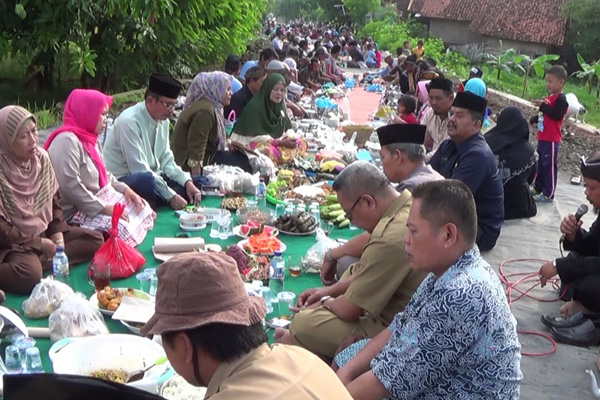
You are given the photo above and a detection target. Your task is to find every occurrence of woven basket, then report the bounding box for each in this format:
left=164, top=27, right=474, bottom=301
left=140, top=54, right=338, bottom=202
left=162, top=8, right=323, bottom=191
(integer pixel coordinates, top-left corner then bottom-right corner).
left=342, top=125, right=375, bottom=148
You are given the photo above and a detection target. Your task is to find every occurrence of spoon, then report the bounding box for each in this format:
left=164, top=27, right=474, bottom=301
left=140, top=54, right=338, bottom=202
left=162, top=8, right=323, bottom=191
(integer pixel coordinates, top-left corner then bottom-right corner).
left=126, top=356, right=168, bottom=383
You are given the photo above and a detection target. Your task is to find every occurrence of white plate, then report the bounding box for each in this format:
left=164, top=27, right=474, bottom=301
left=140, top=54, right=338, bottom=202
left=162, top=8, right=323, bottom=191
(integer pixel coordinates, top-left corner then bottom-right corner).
left=232, top=225, right=279, bottom=238
left=120, top=320, right=143, bottom=336
left=278, top=228, right=318, bottom=236
left=237, top=239, right=287, bottom=255
left=152, top=244, right=223, bottom=262
left=179, top=223, right=207, bottom=232
left=89, top=288, right=151, bottom=316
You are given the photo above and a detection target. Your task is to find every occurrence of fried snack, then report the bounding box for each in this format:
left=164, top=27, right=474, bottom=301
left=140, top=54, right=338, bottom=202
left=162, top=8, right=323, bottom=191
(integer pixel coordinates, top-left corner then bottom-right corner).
left=97, top=287, right=135, bottom=311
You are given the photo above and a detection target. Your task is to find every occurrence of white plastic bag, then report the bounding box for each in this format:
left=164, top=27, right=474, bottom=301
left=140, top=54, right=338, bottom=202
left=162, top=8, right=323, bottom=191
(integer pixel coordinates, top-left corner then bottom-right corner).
left=22, top=277, right=74, bottom=319
left=48, top=293, right=109, bottom=343
left=303, top=229, right=339, bottom=272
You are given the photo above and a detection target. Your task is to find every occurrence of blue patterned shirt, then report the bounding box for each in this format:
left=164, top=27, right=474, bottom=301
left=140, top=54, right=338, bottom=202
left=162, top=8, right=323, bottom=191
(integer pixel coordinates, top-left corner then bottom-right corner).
left=371, top=246, right=522, bottom=400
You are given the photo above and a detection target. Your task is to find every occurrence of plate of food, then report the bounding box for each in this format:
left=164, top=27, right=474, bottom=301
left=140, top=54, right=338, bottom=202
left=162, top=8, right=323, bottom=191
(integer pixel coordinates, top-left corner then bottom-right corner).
left=238, top=233, right=286, bottom=255
left=221, top=197, right=247, bottom=211
left=89, top=287, right=151, bottom=316
left=120, top=320, right=145, bottom=336
left=233, top=222, right=279, bottom=238
left=274, top=211, right=319, bottom=236
left=160, top=375, right=207, bottom=399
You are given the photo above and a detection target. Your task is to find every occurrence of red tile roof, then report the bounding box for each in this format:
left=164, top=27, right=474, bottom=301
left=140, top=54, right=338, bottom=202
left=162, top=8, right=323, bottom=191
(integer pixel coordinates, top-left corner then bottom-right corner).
left=409, top=0, right=569, bottom=46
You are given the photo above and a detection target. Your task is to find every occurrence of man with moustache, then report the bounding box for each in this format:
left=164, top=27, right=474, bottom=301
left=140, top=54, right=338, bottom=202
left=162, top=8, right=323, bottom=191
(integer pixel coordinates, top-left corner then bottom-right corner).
left=336, top=180, right=522, bottom=400
left=104, top=73, right=201, bottom=210
left=429, top=91, right=504, bottom=251
left=420, top=77, right=454, bottom=158
left=540, top=152, right=600, bottom=345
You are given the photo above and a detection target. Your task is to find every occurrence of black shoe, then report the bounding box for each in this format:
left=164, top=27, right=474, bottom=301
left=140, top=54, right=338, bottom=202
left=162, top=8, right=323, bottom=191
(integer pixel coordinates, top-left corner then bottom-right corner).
left=541, top=312, right=587, bottom=329
left=551, top=319, right=600, bottom=347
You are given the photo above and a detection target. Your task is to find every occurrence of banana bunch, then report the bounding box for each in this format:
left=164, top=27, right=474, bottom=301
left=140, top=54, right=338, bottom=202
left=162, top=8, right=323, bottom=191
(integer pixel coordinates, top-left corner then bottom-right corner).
left=320, top=195, right=350, bottom=229
left=278, top=169, right=294, bottom=180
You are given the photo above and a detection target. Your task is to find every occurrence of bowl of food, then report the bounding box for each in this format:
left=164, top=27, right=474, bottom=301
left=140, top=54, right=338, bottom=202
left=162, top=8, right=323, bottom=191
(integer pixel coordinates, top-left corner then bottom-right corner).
left=236, top=207, right=276, bottom=225
left=160, top=375, right=207, bottom=399
left=50, top=334, right=167, bottom=393
left=179, top=213, right=207, bottom=231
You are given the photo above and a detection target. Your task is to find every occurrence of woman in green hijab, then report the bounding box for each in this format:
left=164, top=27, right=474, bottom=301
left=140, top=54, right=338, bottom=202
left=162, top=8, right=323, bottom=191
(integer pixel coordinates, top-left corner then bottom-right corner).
left=231, top=73, right=306, bottom=165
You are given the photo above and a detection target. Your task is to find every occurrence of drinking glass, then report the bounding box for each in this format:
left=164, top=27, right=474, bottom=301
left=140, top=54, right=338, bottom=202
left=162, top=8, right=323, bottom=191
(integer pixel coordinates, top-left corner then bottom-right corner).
left=277, top=292, right=296, bottom=320
left=25, top=347, right=43, bottom=373
left=88, top=261, right=111, bottom=292
left=219, top=215, right=231, bottom=240
left=275, top=203, right=286, bottom=217
left=5, top=345, right=21, bottom=374
left=287, top=255, right=303, bottom=277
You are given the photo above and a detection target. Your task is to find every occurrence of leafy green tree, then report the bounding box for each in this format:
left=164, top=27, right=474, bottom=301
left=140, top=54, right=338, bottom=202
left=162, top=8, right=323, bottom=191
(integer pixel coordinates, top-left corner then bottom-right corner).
left=563, top=0, right=600, bottom=62
left=343, top=0, right=381, bottom=27
left=515, top=54, right=560, bottom=97
left=481, top=41, right=524, bottom=80
left=572, top=54, right=600, bottom=104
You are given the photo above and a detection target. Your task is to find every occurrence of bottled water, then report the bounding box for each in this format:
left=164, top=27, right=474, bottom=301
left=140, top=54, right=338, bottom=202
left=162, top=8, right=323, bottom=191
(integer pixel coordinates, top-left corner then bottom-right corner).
left=270, top=251, right=285, bottom=298
left=52, top=246, right=70, bottom=287
left=255, top=178, right=267, bottom=207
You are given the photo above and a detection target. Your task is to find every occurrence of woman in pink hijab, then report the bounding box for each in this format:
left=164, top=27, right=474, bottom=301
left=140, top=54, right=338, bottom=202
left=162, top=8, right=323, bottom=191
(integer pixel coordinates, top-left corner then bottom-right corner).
left=45, top=89, right=154, bottom=247
left=0, top=105, right=104, bottom=294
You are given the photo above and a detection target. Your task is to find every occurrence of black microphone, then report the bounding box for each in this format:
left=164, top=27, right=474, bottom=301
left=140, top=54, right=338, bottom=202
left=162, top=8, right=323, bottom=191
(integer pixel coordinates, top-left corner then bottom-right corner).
left=562, top=204, right=588, bottom=241
left=575, top=204, right=589, bottom=221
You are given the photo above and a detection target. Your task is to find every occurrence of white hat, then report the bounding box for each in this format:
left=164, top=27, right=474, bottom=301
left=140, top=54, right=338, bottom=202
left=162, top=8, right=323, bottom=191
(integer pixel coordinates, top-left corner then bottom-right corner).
left=266, top=60, right=286, bottom=71
left=382, top=51, right=392, bottom=59
left=284, top=58, right=297, bottom=71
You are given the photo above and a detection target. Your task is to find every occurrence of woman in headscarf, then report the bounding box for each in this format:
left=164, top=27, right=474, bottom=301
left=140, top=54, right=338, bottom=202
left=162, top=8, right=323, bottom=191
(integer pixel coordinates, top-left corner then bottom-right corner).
left=485, top=106, right=538, bottom=220
left=464, top=78, right=493, bottom=131
left=416, top=80, right=431, bottom=121
left=45, top=89, right=154, bottom=248
left=231, top=73, right=306, bottom=165
left=173, top=72, right=253, bottom=173
left=0, top=106, right=104, bottom=294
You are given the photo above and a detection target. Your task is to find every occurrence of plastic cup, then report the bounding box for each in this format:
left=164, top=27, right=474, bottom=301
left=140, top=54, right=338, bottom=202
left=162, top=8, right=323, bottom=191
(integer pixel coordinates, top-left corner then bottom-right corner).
left=275, top=203, right=286, bottom=217
left=15, top=337, right=36, bottom=369
left=210, top=217, right=220, bottom=238
left=277, top=292, right=296, bottom=320
left=261, top=287, right=273, bottom=314
left=5, top=345, right=21, bottom=374
left=136, top=271, right=151, bottom=294
left=287, top=255, right=303, bottom=277
left=25, top=347, right=43, bottom=373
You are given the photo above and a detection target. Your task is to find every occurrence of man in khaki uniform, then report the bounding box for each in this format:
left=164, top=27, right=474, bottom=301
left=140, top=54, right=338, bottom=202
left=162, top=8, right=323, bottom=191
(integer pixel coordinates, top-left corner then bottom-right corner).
left=275, top=162, right=427, bottom=359
left=141, top=252, right=352, bottom=399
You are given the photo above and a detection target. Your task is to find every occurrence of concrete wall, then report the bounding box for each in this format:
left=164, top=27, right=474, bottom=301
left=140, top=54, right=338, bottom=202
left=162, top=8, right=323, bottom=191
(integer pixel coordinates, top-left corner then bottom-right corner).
left=429, top=19, right=548, bottom=56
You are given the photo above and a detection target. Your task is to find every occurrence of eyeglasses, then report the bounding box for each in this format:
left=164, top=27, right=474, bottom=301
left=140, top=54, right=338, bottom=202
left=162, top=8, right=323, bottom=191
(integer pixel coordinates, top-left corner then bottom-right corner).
left=346, top=195, right=363, bottom=222
left=155, top=98, right=177, bottom=110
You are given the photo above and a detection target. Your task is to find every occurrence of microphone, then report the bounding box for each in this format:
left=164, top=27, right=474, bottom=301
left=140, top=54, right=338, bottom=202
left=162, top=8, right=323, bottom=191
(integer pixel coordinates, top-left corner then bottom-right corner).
left=562, top=204, right=588, bottom=241
left=575, top=204, right=589, bottom=221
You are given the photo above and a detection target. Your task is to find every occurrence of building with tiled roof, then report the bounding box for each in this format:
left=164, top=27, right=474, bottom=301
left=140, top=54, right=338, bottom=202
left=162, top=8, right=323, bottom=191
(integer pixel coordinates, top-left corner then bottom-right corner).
left=402, top=0, right=569, bottom=55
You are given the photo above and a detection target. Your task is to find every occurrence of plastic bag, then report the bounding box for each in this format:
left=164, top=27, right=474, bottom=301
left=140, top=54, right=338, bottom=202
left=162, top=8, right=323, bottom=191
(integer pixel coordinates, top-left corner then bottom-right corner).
left=22, top=277, right=74, bottom=319
left=90, top=203, right=146, bottom=279
left=303, top=229, right=339, bottom=273
left=49, top=293, right=109, bottom=343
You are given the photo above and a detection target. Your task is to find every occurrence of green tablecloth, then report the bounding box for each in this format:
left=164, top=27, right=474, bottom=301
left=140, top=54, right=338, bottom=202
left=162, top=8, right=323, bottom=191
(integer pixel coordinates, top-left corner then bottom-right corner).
left=3, top=197, right=360, bottom=372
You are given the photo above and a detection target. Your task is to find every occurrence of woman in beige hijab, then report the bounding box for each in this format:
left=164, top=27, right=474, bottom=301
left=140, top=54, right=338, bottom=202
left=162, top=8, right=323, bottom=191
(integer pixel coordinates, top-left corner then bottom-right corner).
left=0, top=106, right=104, bottom=294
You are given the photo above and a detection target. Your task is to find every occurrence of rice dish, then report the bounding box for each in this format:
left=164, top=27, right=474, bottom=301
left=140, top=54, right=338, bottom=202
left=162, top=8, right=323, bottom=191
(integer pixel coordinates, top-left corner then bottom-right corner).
left=161, top=375, right=207, bottom=400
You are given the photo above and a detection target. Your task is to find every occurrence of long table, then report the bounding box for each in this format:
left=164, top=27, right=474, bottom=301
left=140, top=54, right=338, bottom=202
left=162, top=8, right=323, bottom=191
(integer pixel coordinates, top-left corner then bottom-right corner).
left=3, top=196, right=360, bottom=372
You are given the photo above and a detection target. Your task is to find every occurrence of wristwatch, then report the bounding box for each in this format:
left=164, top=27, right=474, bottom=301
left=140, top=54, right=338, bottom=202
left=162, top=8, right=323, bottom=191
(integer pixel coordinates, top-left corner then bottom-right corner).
left=320, top=295, right=332, bottom=306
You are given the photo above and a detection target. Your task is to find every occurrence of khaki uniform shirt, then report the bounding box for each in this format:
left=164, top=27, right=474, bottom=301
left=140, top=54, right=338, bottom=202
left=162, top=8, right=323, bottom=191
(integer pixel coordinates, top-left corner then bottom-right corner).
left=343, top=191, right=427, bottom=326
left=206, top=344, right=353, bottom=399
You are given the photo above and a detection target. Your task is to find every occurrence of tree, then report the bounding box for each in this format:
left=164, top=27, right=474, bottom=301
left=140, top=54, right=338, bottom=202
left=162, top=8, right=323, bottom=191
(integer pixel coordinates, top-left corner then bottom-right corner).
left=481, top=40, right=524, bottom=80
left=572, top=54, right=600, bottom=104
left=343, top=0, right=381, bottom=27
left=516, top=54, right=560, bottom=97
left=563, top=0, right=600, bottom=62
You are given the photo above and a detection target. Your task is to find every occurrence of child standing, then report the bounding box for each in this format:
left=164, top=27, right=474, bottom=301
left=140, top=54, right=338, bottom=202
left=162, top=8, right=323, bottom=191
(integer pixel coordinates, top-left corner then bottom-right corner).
left=392, top=95, right=418, bottom=124
left=530, top=65, right=569, bottom=202
left=413, top=40, right=425, bottom=60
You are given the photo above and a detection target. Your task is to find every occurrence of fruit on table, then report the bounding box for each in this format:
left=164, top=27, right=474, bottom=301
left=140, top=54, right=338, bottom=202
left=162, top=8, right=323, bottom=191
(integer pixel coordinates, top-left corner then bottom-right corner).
left=278, top=169, right=294, bottom=180
left=321, top=160, right=345, bottom=173
left=244, top=233, right=283, bottom=254
left=240, top=221, right=277, bottom=237
left=320, top=201, right=351, bottom=229
left=275, top=211, right=318, bottom=233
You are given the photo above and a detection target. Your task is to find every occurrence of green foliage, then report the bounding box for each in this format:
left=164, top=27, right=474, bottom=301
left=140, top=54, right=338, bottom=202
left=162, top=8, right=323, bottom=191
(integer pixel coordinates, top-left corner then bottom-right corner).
left=481, top=40, right=525, bottom=80
left=343, top=0, right=381, bottom=27
left=0, top=0, right=267, bottom=93
left=572, top=54, right=600, bottom=104
left=563, top=0, right=600, bottom=62
left=515, top=54, right=560, bottom=97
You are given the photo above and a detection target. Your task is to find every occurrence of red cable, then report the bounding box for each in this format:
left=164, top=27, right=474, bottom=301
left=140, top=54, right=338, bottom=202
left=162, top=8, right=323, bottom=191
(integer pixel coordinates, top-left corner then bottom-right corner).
left=498, top=258, right=560, bottom=357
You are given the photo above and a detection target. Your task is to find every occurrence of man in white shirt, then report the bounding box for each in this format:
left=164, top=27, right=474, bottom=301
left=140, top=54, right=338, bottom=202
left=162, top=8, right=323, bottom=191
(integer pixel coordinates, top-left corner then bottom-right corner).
left=420, top=78, right=454, bottom=159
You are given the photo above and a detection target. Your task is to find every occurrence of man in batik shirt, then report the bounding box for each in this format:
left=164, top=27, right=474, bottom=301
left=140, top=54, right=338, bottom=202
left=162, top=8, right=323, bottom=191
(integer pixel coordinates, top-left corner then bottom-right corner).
left=336, top=179, right=522, bottom=400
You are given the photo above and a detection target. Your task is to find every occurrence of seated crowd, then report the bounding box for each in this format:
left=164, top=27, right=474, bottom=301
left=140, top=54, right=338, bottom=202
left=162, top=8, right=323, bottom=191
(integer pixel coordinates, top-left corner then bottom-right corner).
left=2, top=19, right=587, bottom=399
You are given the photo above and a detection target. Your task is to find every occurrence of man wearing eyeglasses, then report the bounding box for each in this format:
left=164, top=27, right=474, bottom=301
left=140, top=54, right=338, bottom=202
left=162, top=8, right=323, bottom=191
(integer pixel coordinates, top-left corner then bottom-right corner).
left=104, top=73, right=201, bottom=210
left=274, top=161, right=427, bottom=361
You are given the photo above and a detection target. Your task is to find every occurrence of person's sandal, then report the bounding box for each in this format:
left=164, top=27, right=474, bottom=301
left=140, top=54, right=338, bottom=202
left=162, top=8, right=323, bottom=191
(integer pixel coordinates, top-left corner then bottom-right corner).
left=541, top=312, right=587, bottom=329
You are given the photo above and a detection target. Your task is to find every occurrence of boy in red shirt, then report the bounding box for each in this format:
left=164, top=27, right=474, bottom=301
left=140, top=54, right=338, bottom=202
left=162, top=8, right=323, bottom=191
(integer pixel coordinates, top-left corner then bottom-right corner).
left=530, top=66, right=569, bottom=202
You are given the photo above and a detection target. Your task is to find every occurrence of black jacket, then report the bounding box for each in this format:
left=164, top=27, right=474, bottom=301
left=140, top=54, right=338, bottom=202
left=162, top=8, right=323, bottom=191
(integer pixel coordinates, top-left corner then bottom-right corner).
left=556, top=212, right=600, bottom=283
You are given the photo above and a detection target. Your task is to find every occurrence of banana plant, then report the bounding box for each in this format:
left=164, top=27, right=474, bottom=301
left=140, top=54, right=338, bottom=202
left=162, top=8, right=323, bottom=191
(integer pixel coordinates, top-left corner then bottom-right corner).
left=573, top=53, right=597, bottom=95
left=481, top=40, right=524, bottom=80
left=516, top=54, right=560, bottom=97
